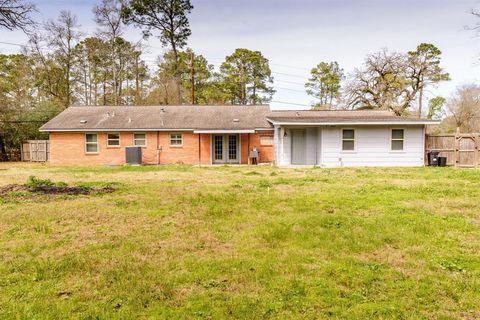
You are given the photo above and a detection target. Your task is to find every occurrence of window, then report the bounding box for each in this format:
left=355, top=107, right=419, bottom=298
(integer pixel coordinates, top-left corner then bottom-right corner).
left=342, top=129, right=355, bottom=151
left=85, top=133, right=98, bottom=153
left=107, top=133, right=120, bottom=147
left=391, top=129, right=404, bottom=151
left=170, top=133, right=183, bottom=146
left=260, top=135, right=273, bottom=146
left=133, top=133, right=146, bottom=146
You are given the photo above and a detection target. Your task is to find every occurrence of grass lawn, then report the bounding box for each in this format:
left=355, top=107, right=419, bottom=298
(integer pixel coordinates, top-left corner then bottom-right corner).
left=0, top=163, right=479, bottom=319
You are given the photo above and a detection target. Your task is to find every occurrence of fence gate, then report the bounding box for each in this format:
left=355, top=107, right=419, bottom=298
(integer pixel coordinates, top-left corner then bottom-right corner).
left=456, top=135, right=478, bottom=167
left=21, top=140, right=49, bottom=162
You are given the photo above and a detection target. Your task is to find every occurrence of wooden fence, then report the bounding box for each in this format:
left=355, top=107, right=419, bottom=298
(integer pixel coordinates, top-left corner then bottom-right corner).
left=21, top=140, right=49, bottom=162
left=425, top=134, right=479, bottom=167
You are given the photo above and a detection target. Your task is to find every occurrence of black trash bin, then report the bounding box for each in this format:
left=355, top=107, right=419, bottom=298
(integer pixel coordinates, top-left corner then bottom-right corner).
left=438, top=157, right=447, bottom=167
left=428, top=151, right=440, bottom=166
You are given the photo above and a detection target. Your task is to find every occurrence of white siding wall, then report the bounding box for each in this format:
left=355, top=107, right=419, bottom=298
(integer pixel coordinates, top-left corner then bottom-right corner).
left=275, top=125, right=425, bottom=167
left=321, top=126, right=425, bottom=167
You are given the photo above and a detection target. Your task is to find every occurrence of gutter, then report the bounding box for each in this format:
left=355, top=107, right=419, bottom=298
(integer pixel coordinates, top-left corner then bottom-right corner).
left=39, top=128, right=196, bottom=132
left=266, top=119, right=441, bottom=126
left=40, top=127, right=274, bottom=133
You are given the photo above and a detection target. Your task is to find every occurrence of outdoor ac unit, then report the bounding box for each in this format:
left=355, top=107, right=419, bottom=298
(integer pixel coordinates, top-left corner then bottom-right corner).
left=125, top=146, right=142, bottom=165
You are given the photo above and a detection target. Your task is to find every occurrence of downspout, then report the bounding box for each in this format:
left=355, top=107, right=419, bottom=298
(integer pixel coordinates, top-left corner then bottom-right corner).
left=156, top=131, right=160, bottom=165
left=422, top=125, right=426, bottom=166
left=248, top=133, right=250, bottom=165
left=198, top=133, right=201, bottom=166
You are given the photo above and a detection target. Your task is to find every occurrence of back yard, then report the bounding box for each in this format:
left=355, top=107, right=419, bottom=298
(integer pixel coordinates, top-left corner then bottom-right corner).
left=0, top=164, right=479, bottom=319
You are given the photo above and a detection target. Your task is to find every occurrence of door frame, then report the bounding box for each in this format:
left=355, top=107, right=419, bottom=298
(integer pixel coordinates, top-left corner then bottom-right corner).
left=211, top=134, right=240, bottom=164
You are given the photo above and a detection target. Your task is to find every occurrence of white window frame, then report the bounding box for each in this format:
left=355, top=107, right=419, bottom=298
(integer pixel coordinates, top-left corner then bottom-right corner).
left=341, top=129, right=356, bottom=152
left=391, top=128, right=405, bottom=152
left=85, top=133, right=99, bottom=154
left=170, top=133, right=183, bottom=147
left=260, top=135, right=273, bottom=146
left=107, top=133, right=120, bottom=147
left=133, top=133, right=147, bottom=147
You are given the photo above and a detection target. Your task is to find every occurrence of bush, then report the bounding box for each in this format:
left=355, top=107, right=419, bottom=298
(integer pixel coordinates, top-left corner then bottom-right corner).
left=26, top=176, right=55, bottom=188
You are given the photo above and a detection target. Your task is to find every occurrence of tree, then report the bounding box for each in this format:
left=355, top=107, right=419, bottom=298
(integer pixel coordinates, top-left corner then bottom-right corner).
left=0, top=0, right=37, bottom=160
left=0, top=0, right=36, bottom=31
left=427, top=96, right=446, bottom=120
left=121, top=0, right=193, bottom=104
left=72, top=37, right=110, bottom=105
left=175, top=49, right=219, bottom=104
left=40, top=11, right=82, bottom=107
left=0, top=54, right=62, bottom=160
left=446, top=85, right=480, bottom=132
left=305, top=61, right=343, bottom=109
left=94, top=0, right=123, bottom=105
left=345, top=49, right=409, bottom=115
left=345, top=45, right=449, bottom=116
left=407, top=43, right=449, bottom=117
left=220, top=48, right=275, bottom=105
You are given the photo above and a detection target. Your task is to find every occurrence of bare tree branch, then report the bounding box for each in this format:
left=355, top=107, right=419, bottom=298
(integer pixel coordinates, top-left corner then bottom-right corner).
left=0, top=0, right=36, bottom=32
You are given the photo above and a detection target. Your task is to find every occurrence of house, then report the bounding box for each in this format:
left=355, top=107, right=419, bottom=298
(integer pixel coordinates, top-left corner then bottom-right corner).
left=268, top=110, right=437, bottom=167
left=40, top=105, right=437, bottom=167
left=40, top=105, right=275, bottom=166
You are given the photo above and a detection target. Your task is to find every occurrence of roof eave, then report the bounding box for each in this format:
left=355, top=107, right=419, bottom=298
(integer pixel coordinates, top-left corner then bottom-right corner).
left=40, top=127, right=274, bottom=133
left=266, top=119, right=441, bottom=126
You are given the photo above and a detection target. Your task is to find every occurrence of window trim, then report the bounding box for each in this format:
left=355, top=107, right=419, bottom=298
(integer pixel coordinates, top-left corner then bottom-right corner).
left=341, top=128, right=356, bottom=152
left=133, top=132, right=147, bottom=147
left=85, top=133, right=99, bottom=154
left=169, top=132, right=183, bottom=147
left=260, top=135, right=274, bottom=146
left=106, top=132, right=121, bottom=148
left=390, top=128, right=405, bottom=152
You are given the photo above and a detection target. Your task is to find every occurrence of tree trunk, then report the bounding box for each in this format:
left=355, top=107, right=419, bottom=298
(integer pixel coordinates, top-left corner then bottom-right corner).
left=135, top=54, right=140, bottom=104
left=112, top=39, right=118, bottom=106
left=103, top=75, right=107, bottom=105
left=0, top=133, right=8, bottom=161
left=66, top=62, right=71, bottom=108
left=118, top=77, right=122, bottom=105
left=418, top=87, right=423, bottom=118
left=84, top=66, right=88, bottom=105
left=171, top=44, right=182, bottom=105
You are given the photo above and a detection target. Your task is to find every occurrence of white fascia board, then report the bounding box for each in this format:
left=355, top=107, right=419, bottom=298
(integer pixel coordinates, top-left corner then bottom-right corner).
left=40, top=128, right=195, bottom=132
left=193, top=129, right=255, bottom=134
left=266, top=120, right=440, bottom=126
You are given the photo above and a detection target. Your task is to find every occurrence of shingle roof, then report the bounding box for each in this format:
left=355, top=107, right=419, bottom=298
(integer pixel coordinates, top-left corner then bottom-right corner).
left=40, top=106, right=437, bottom=132
left=40, top=105, right=273, bottom=131
left=266, top=110, right=436, bottom=124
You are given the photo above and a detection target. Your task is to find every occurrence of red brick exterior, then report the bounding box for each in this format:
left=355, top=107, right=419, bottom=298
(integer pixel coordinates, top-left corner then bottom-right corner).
left=49, top=131, right=274, bottom=165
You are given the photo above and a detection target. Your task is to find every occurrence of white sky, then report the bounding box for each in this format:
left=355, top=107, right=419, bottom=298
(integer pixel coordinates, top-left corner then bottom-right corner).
left=1, top=0, right=480, bottom=109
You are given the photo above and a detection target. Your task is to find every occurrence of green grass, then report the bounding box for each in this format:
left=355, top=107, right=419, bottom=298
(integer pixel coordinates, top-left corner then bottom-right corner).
left=0, top=163, right=479, bottom=319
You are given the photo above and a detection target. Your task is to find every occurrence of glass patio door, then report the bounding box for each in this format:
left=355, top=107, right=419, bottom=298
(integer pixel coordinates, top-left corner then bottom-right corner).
left=212, top=134, right=239, bottom=164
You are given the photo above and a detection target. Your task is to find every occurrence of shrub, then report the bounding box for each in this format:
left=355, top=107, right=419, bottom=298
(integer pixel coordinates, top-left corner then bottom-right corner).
left=26, top=176, right=55, bottom=188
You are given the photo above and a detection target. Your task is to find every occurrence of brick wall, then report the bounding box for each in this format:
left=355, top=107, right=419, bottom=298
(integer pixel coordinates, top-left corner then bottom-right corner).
left=49, top=131, right=273, bottom=165
left=240, top=132, right=274, bottom=164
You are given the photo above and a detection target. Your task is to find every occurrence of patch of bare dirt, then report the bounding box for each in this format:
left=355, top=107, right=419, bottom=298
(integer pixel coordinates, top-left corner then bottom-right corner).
left=0, top=184, right=115, bottom=196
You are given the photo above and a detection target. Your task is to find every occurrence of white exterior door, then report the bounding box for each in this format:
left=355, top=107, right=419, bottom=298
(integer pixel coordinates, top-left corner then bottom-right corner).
left=291, top=129, right=307, bottom=165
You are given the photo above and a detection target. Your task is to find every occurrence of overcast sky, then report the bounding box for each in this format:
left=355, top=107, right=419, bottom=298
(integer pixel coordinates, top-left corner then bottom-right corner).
left=1, top=0, right=480, bottom=109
